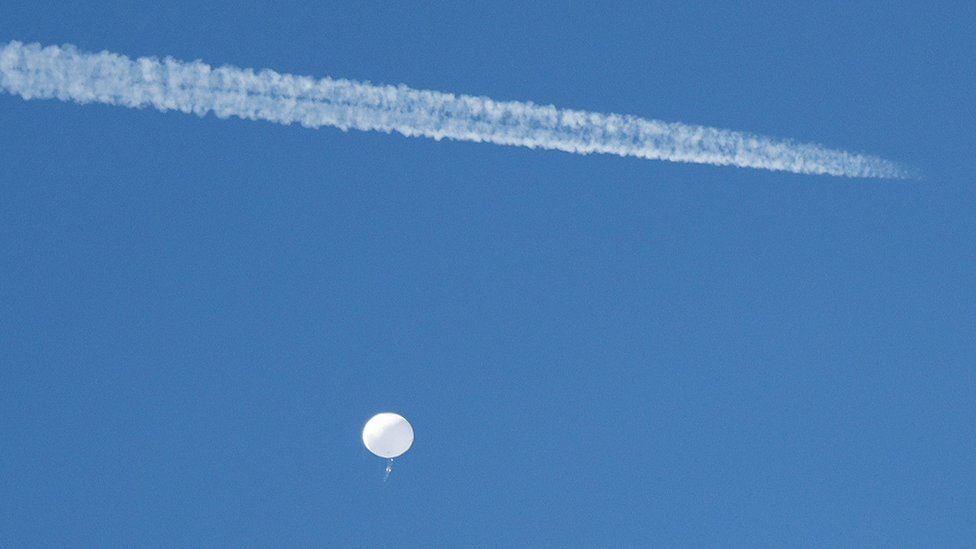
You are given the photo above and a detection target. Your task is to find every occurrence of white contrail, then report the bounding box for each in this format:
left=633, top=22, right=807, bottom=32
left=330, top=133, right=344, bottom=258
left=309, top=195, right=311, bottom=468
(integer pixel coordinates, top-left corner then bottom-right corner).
left=0, top=41, right=906, bottom=178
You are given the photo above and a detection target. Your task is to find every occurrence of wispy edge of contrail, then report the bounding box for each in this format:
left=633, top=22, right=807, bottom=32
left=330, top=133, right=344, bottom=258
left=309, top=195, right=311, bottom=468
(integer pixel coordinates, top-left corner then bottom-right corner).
left=0, top=41, right=908, bottom=178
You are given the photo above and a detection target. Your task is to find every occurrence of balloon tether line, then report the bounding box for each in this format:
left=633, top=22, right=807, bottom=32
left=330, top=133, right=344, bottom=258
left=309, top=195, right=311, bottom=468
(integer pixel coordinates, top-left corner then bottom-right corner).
left=384, top=459, right=394, bottom=482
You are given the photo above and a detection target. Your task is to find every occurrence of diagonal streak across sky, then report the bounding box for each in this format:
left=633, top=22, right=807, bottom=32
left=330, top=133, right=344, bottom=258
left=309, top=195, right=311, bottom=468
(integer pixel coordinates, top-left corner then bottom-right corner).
left=0, top=41, right=907, bottom=178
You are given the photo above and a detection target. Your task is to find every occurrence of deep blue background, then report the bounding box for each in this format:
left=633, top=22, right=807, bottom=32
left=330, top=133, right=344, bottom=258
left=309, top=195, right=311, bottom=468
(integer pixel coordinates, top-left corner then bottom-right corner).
left=1, top=2, right=973, bottom=546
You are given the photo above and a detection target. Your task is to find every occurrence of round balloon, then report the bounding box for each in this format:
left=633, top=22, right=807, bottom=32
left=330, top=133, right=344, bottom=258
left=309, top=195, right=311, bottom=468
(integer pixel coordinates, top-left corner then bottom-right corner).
left=362, top=413, right=414, bottom=458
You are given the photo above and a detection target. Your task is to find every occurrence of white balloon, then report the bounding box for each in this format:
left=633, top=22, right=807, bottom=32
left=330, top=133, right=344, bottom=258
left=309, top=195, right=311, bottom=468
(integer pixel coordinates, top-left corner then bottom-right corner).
left=362, top=413, right=414, bottom=459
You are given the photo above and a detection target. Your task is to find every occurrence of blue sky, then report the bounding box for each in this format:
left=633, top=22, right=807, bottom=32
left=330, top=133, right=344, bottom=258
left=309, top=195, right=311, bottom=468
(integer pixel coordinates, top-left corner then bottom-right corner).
left=1, top=2, right=973, bottom=546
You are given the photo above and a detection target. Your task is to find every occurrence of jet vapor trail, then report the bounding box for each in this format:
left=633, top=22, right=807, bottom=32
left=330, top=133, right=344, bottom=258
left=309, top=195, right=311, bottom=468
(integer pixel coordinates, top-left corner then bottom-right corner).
left=0, top=41, right=905, bottom=178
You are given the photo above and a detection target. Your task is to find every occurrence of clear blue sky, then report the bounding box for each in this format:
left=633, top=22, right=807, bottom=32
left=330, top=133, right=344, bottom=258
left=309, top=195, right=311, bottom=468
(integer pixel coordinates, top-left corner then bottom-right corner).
left=1, top=2, right=973, bottom=546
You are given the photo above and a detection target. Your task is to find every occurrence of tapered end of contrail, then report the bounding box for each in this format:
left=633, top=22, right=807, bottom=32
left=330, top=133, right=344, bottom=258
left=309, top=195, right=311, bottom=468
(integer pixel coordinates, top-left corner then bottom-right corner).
left=852, top=159, right=915, bottom=180
left=850, top=149, right=916, bottom=179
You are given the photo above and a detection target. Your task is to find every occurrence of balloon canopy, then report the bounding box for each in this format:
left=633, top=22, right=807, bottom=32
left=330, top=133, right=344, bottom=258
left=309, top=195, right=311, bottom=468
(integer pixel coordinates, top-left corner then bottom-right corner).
left=362, top=413, right=414, bottom=459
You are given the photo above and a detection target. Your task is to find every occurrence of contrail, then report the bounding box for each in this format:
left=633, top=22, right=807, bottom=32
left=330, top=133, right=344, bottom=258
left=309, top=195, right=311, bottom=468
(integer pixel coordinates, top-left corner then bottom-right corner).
left=0, top=41, right=906, bottom=178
